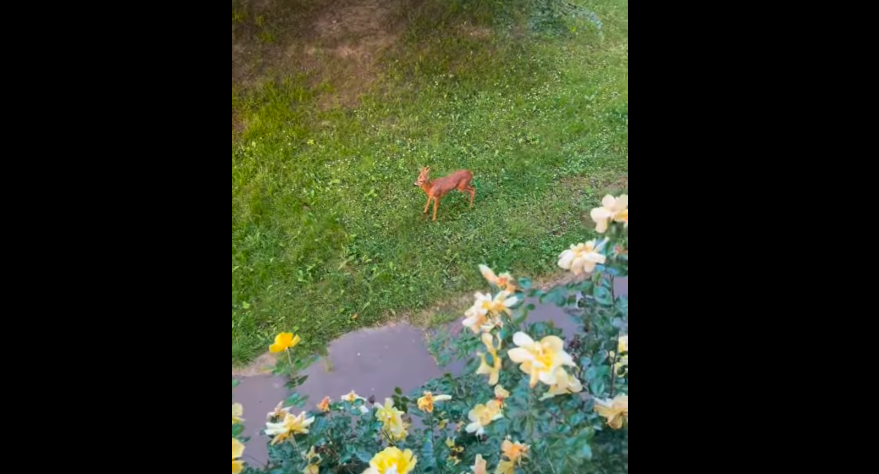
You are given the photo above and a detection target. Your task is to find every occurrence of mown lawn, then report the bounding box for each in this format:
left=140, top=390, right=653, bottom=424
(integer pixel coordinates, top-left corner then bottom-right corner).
left=232, top=0, right=628, bottom=365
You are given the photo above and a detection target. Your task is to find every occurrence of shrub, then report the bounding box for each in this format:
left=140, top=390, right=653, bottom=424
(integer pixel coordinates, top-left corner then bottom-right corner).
left=232, top=195, right=629, bottom=474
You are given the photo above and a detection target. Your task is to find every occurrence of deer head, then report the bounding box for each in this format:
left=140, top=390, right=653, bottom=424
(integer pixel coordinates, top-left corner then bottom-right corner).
left=414, top=167, right=431, bottom=187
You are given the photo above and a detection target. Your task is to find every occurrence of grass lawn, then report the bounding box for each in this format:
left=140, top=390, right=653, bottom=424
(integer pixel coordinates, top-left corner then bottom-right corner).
left=232, top=0, right=629, bottom=365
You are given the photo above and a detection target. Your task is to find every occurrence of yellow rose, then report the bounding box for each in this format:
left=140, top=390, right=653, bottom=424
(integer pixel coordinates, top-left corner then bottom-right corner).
left=479, top=265, right=517, bottom=293
left=265, top=411, right=315, bottom=445
left=557, top=240, right=607, bottom=275
left=341, top=391, right=370, bottom=414
left=232, top=403, right=244, bottom=425
left=590, top=194, right=628, bottom=233
left=508, top=332, right=577, bottom=388
left=417, top=391, right=452, bottom=413
left=501, top=439, right=529, bottom=463
left=317, top=396, right=331, bottom=413
left=375, top=398, right=408, bottom=441
left=363, top=447, right=417, bottom=474
left=540, top=367, right=584, bottom=401
left=594, top=394, right=628, bottom=430
left=232, top=438, right=245, bottom=474
left=466, top=400, right=504, bottom=436
left=463, top=291, right=519, bottom=333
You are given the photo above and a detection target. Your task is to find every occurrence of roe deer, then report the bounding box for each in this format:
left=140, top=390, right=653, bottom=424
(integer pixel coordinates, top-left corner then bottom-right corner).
left=414, top=167, right=476, bottom=221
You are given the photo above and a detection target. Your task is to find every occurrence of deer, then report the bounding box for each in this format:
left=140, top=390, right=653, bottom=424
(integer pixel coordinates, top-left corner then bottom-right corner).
left=414, top=167, right=476, bottom=221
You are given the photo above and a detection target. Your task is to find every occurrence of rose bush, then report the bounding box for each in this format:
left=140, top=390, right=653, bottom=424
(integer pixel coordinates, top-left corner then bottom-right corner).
left=232, top=195, right=629, bottom=473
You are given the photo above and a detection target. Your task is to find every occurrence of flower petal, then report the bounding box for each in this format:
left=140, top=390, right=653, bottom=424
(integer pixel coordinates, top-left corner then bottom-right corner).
left=513, top=332, right=534, bottom=348
left=558, top=250, right=575, bottom=270
left=507, top=348, right=532, bottom=363
left=232, top=438, right=245, bottom=459
left=601, top=195, right=616, bottom=209
left=479, top=264, right=498, bottom=284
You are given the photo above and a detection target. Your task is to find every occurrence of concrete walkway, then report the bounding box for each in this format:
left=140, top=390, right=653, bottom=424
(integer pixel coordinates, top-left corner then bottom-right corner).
left=233, top=277, right=628, bottom=467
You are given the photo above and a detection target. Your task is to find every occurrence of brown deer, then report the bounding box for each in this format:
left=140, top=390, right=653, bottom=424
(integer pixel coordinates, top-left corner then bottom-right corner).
left=414, top=167, right=476, bottom=221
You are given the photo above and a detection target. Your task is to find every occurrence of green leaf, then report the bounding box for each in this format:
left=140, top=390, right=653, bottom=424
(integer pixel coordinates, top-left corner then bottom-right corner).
left=594, top=286, right=613, bottom=305
left=590, top=379, right=606, bottom=396
left=421, top=432, right=437, bottom=471
left=356, top=448, right=373, bottom=463
left=518, top=277, right=532, bottom=290
left=581, top=443, right=593, bottom=460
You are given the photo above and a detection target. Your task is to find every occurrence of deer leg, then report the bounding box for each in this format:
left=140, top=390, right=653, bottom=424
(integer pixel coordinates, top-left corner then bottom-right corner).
left=468, top=186, right=476, bottom=207
left=423, top=196, right=432, bottom=214
left=433, top=197, right=439, bottom=221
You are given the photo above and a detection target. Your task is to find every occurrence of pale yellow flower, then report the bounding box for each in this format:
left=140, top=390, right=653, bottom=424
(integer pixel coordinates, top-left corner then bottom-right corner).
left=558, top=240, right=607, bottom=275
left=479, top=265, right=517, bottom=293
left=375, top=398, right=404, bottom=424
left=497, top=438, right=529, bottom=473
left=317, top=396, right=331, bottom=412
left=375, top=398, right=408, bottom=441
left=485, top=291, right=518, bottom=316
left=463, top=291, right=519, bottom=333
left=463, top=293, right=496, bottom=333
left=466, top=400, right=504, bottom=436
left=594, top=394, right=629, bottom=430
left=265, top=411, right=315, bottom=445
left=476, top=332, right=503, bottom=386
left=341, top=390, right=369, bottom=414
left=501, top=439, right=529, bottom=462
left=618, top=335, right=628, bottom=353
left=270, top=332, right=301, bottom=353
left=508, top=332, right=576, bottom=388
left=591, top=194, right=628, bottom=233
left=232, top=403, right=244, bottom=425
left=417, top=391, right=452, bottom=413
left=540, top=367, right=584, bottom=401
left=471, top=454, right=488, bottom=474
left=363, top=447, right=417, bottom=474
left=232, top=438, right=245, bottom=474
left=341, top=390, right=365, bottom=403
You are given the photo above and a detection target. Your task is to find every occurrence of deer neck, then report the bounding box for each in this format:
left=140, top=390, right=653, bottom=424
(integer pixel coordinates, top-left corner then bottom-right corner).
left=420, top=180, right=433, bottom=194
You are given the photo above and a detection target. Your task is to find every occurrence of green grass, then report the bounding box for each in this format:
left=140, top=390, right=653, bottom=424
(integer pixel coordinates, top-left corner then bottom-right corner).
left=232, top=0, right=628, bottom=365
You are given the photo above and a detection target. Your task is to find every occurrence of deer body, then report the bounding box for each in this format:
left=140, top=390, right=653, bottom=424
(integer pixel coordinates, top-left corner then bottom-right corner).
left=414, top=167, right=475, bottom=221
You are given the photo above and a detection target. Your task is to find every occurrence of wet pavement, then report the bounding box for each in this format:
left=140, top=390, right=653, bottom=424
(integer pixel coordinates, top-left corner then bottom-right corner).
left=233, top=277, right=628, bottom=467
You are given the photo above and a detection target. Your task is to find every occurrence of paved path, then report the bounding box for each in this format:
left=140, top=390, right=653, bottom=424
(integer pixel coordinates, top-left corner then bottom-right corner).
left=233, top=278, right=628, bottom=467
